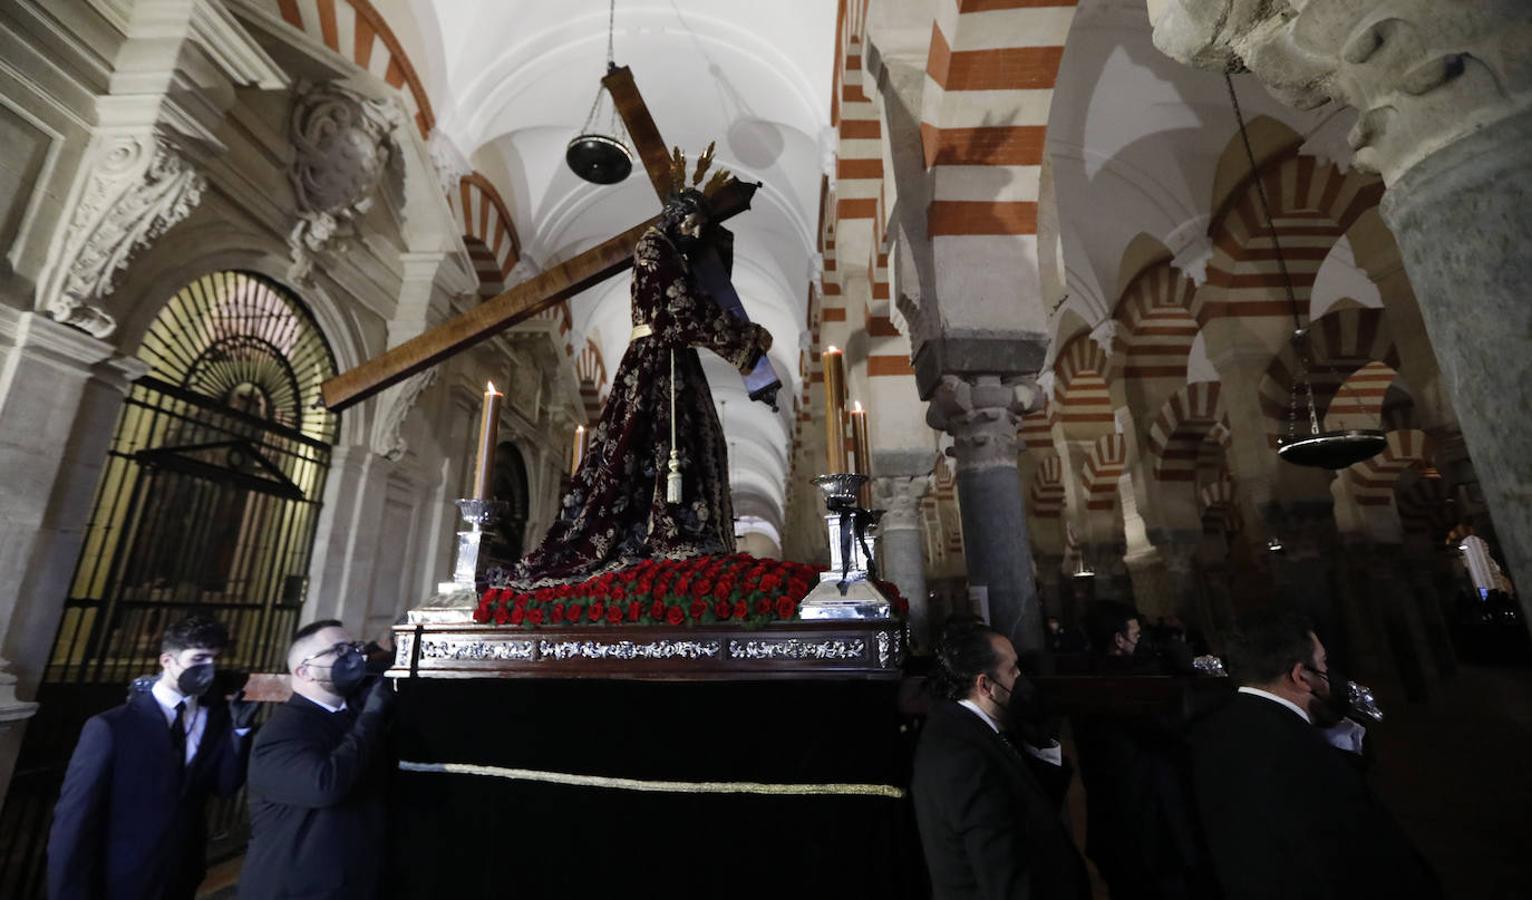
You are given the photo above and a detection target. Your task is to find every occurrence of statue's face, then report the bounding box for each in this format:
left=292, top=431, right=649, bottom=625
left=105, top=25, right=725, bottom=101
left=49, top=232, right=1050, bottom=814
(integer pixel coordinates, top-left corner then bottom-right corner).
left=679, top=210, right=706, bottom=240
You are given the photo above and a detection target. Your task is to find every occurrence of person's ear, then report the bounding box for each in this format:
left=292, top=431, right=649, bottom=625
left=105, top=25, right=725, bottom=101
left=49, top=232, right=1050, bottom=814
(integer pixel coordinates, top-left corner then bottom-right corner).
left=159, top=651, right=176, bottom=672
left=1288, top=660, right=1309, bottom=690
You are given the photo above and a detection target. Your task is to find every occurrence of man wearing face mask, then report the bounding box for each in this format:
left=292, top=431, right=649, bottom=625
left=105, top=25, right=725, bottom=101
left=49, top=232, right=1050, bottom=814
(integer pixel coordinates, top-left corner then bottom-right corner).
left=912, top=618, right=1088, bottom=900
left=1190, top=608, right=1440, bottom=900
left=48, top=615, right=254, bottom=900
left=240, top=619, right=396, bottom=900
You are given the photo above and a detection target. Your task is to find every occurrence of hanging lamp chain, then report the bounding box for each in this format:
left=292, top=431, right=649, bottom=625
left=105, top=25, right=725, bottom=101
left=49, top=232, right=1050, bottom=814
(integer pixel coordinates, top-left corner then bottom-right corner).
left=1225, top=72, right=1320, bottom=438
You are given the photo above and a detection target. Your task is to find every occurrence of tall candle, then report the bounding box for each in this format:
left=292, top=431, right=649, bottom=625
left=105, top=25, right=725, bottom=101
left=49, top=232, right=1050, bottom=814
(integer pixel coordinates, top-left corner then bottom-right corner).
left=850, top=400, right=872, bottom=506
left=570, top=424, right=587, bottom=476
left=822, top=346, right=847, bottom=474
left=471, top=381, right=502, bottom=500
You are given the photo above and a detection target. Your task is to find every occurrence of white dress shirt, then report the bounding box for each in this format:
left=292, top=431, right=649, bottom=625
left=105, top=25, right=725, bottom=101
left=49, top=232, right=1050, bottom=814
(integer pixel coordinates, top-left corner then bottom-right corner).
left=151, top=678, right=207, bottom=766
left=957, top=699, right=1064, bottom=766
left=1238, top=686, right=1366, bottom=754
left=301, top=693, right=348, bottom=714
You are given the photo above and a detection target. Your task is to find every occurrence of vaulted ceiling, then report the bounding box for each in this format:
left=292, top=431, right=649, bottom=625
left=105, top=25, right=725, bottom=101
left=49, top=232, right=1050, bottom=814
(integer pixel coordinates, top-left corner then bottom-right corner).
left=372, top=0, right=836, bottom=529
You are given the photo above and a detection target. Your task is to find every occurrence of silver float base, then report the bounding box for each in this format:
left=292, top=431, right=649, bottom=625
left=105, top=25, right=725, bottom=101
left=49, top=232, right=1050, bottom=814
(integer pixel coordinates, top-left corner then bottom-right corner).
left=408, top=586, right=479, bottom=625
left=797, top=577, right=893, bottom=620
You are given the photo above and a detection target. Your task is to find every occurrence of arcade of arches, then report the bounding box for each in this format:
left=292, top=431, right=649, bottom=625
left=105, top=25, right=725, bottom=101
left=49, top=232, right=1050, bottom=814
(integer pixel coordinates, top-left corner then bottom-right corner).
left=0, top=0, right=1529, bottom=894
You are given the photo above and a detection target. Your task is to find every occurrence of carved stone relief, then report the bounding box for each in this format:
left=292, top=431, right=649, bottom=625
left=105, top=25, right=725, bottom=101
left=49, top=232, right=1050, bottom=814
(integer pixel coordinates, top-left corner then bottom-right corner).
left=37, top=134, right=205, bottom=338
left=287, top=82, right=404, bottom=282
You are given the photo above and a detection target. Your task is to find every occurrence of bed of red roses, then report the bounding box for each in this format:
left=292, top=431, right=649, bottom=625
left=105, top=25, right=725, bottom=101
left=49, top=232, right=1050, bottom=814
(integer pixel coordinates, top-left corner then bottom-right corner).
left=474, top=553, right=907, bottom=628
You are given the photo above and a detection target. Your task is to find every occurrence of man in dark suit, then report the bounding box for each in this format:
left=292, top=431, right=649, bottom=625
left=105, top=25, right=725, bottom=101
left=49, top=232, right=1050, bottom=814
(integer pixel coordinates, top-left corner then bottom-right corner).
left=239, top=619, right=395, bottom=900
left=48, top=615, right=255, bottom=900
left=1191, top=608, right=1441, bottom=900
left=1073, top=601, right=1214, bottom=900
left=912, top=619, right=1089, bottom=900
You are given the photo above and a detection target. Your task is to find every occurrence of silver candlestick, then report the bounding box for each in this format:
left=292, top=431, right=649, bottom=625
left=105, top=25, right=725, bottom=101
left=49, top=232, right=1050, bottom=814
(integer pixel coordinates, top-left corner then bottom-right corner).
left=410, top=498, right=508, bottom=625
left=797, top=473, right=893, bottom=620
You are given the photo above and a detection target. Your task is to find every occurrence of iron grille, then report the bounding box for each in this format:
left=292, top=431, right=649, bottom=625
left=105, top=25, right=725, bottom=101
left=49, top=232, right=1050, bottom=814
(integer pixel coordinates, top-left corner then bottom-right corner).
left=0, top=271, right=338, bottom=897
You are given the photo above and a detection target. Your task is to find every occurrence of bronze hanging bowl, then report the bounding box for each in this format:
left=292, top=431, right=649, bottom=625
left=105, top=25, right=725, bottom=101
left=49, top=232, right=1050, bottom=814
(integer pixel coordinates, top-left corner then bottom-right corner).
left=566, top=133, right=632, bottom=185
left=1276, top=429, right=1387, bottom=469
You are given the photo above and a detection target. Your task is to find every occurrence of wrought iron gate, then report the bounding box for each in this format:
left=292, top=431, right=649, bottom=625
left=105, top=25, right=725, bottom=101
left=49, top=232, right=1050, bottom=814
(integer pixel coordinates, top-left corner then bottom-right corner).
left=0, top=271, right=338, bottom=897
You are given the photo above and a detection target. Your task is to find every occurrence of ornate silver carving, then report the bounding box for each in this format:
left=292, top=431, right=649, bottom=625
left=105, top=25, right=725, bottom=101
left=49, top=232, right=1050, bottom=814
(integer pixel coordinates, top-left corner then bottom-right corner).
left=287, top=81, right=403, bottom=281
left=371, top=368, right=439, bottom=461
left=39, top=134, right=206, bottom=337
left=420, top=637, right=535, bottom=661
left=727, top=638, right=866, bottom=661
left=876, top=631, right=891, bottom=668
left=537, top=640, right=722, bottom=661
left=394, top=633, right=414, bottom=668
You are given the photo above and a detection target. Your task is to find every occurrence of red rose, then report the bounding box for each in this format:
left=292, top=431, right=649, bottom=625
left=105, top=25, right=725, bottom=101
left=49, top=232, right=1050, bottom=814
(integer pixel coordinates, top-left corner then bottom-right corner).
left=787, top=578, right=809, bottom=597
left=607, top=603, right=624, bottom=624
left=556, top=583, right=573, bottom=598
left=712, top=581, right=732, bottom=601
left=536, top=587, right=554, bottom=603
left=754, top=598, right=771, bottom=616
left=733, top=600, right=748, bottom=619
left=675, top=577, right=691, bottom=596
left=527, top=608, right=544, bottom=625
left=775, top=596, right=796, bottom=620
left=588, top=601, right=605, bottom=623
left=665, top=605, right=685, bottom=626
left=714, top=599, right=732, bottom=620
left=611, top=584, right=627, bottom=600
left=493, top=606, right=510, bottom=625
left=760, top=574, right=782, bottom=593
left=510, top=607, right=525, bottom=626
left=473, top=606, right=490, bottom=624
left=689, top=600, right=707, bottom=621
left=691, top=579, right=711, bottom=599
left=650, top=599, right=666, bottom=620
left=551, top=603, right=565, bottom=624
left=626, top=601, right=642, bottom=622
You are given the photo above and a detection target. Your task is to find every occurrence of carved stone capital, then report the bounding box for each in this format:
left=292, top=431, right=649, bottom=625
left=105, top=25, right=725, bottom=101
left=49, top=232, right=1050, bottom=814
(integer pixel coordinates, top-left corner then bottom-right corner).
left=926, top=374, right=1026, bottom=472
left=370, top=368, right=439, bottom=461
left=1166, top=215, right=1214, bottom=285
left=37, top=134, right=206, bottom=338
left=428, top=130, right=473, bottom=198
left=873, top=474, right=933, bottom=531
left=287, top=81, right=404, bottom=281
left=1149, top=0, right=1532, bottom=184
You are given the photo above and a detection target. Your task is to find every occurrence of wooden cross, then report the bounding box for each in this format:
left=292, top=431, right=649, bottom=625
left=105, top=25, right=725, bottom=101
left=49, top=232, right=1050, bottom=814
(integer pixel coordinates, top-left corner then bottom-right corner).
left=319, top=66, right=781, bottom=413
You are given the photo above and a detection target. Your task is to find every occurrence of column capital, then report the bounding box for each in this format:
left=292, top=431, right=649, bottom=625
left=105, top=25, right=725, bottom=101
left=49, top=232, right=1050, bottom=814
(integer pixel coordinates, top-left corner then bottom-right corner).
left=925, top=374, right=1035, bottom=471
left=873, top=474, right=933, bottom=531
left=1149, top=0, right=1532, bottom=185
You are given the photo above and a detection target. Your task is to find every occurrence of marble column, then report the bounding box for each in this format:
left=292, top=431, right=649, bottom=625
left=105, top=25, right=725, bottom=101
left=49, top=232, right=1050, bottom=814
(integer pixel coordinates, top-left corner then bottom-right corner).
left=0, top=307, right=146, bottom=809
left=873, top=474, right=933, bottom=650
left=1149, top=0, right=1532, bottom=624
left=926, top=374, right=1044, bottom=656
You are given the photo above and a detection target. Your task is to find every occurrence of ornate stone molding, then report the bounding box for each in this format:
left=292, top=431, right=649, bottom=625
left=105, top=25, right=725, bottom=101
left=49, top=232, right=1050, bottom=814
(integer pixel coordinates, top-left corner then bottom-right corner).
left=0, top=658, right=39, bottom=729
left=1148, top=0, right=1532, bottom=184
left=370, top=368, right=439, bottom=461
left=1089, top=319, right=1121, bottom=357
left=37, top=134, right=206, bottom=338
left=926, top=374, right=1027, bottom=472
left=873, top=474, right=933, bottom=532
left=427, top=130, right=473, bottom=198
left=287, top=82, right=404, bottom=282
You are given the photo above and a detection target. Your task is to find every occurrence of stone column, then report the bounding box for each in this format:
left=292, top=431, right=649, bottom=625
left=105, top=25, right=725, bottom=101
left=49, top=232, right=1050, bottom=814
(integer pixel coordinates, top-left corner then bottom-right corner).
left=1149, top=0, right=1532, bottom=624
left=0, top=307, right=146, bottom=809
left=926, top=374, right=1043, bottom=656
left=873, top=474, right=933, bottom=650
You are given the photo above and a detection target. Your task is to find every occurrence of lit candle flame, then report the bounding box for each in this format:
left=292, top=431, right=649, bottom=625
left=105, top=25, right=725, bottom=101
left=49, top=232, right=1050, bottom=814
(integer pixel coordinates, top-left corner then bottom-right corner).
left=826, top=345, right=840, bottom=353
left=576, top=424, right=585, bottom=434
left=486, top=381, right=501, bottom=395
left=852, top=400, right=863, bottom=413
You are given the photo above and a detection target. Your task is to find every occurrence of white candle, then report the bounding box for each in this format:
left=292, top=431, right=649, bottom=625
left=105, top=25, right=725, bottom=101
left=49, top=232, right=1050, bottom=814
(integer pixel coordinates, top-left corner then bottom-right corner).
left=471, top=381, right=502, bottom=500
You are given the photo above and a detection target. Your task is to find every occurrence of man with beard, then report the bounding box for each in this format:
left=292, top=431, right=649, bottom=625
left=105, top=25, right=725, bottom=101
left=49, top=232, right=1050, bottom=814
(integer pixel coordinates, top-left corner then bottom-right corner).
left=912, top=619, right=1088, bottom=900
left=48, top=615, right=254, bottom=900
left=1190, top=609, right=1441, bottom=900
left=239, top=620, right=395, bottom=900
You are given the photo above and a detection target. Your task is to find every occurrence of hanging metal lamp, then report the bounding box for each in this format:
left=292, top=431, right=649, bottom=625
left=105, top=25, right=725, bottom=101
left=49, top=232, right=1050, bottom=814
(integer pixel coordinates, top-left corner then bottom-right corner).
left=566, top=0, right=632, bottom=185
left=1224, top=74, right=1384, bottom=470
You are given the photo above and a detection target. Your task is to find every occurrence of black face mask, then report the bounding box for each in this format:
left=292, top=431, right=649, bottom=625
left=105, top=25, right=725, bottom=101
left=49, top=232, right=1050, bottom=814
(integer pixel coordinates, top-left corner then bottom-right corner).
left=328, top=649, right=370, bottom=696
left=176, top=662, right=216, bottom=698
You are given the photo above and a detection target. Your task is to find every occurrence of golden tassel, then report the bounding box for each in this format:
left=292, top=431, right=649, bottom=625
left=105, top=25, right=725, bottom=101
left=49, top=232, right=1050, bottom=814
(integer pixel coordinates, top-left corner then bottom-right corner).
left=666, top=348, right=682, bottom=504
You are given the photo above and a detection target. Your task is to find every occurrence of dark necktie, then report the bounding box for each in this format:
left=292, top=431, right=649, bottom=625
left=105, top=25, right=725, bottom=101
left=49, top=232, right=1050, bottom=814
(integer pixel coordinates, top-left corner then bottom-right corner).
left=169, top=701, right=187, bottom=764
